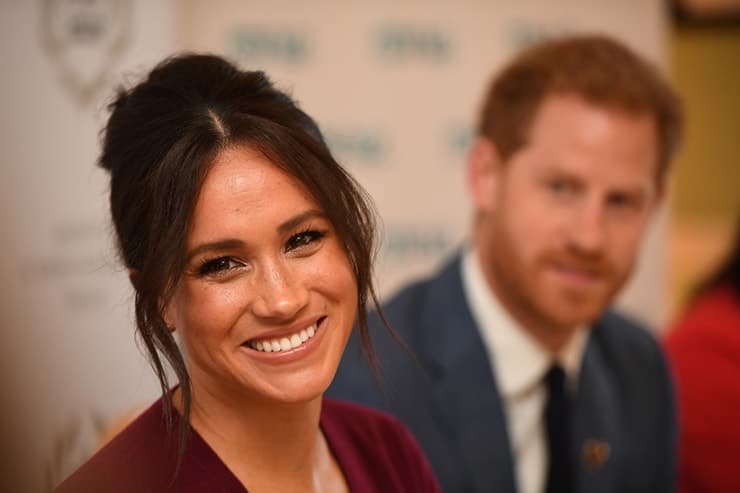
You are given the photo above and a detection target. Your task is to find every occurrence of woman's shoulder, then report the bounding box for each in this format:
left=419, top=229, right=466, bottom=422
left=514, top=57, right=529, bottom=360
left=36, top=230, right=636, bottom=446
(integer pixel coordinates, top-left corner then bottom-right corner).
left=321, top=398, right=426, bottom=454
left=54, top=399, right=180, bottom=493
left=321, top=397, right=402, bottom=431
left=321, top=398, right=441, bottom=493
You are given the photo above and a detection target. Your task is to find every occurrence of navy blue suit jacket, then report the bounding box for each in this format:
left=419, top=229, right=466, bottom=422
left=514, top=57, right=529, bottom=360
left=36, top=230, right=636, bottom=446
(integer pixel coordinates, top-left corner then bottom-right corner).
left=327, top=254, right=676, bottom=493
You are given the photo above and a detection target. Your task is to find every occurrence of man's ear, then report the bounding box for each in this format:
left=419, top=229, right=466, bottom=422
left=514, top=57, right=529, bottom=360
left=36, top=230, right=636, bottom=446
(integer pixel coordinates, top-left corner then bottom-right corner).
left=467, top=137, right=503, bottom=213
left=653, top=180, right=667, bottom=212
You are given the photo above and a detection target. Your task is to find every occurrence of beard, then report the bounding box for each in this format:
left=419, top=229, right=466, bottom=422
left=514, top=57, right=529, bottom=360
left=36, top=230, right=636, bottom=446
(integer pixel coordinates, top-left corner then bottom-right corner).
left=487, top=243, right=632, bottom=334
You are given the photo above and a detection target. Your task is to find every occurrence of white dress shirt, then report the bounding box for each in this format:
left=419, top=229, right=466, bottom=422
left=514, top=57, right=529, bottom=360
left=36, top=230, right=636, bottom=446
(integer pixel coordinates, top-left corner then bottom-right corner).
left=461, top=248, right=588, bottom=493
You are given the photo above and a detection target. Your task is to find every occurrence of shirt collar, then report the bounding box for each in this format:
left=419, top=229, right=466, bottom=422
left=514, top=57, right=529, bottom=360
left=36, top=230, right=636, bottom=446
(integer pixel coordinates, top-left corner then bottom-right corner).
left=461, top=247, right=589, bottom=398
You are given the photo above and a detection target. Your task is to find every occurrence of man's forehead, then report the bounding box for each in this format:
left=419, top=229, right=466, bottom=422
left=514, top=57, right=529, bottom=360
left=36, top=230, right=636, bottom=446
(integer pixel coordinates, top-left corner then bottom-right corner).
left=523, top=96, right=659, bottom=175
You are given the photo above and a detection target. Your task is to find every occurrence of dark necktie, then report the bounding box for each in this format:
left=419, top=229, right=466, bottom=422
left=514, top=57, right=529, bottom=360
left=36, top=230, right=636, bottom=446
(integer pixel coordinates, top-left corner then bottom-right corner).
left=545, top=364, right=574, bottom=493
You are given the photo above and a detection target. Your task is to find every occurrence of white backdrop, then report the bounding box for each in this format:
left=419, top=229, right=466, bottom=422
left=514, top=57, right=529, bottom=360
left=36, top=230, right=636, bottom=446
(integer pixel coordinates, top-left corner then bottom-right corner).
left=0, top=1, right=668, bottom=490
left=0, top=1, right=176, bottom=491
left=178, top=0, right=670, bottom=325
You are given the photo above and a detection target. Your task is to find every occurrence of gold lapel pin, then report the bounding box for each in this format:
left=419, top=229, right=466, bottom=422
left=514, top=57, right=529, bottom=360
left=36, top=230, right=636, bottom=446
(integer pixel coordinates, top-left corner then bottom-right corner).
left=582, top=439, right=611, bottom=470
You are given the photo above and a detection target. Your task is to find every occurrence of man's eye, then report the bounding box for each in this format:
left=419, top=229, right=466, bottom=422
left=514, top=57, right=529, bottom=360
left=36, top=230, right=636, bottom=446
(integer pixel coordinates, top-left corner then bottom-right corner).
left=197, top=257, right=240, bottom=276
left=286, top=230, right=326, bottom=252
left=548, top=180, right=572, bottom=194
left=609, top=195, right=629, bottom=207
left=607, top=193, right=642, bottom=211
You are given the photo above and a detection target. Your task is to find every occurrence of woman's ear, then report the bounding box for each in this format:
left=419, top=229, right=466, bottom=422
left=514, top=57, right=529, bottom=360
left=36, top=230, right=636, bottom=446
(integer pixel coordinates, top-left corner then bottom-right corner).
left=129, top=268, right=177, bottom=332
left=161, top=295, right=177, bottom=333
left=162, top=304, right=176, bottom=332
left=127, top=268, right=140, bottom=290
left=467, top=137, right=503, bottom=213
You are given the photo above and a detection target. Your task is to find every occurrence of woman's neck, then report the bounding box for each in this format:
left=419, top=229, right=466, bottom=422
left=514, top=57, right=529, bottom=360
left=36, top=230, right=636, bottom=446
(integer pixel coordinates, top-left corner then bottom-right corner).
left=174, top=383, right=334, bottom=493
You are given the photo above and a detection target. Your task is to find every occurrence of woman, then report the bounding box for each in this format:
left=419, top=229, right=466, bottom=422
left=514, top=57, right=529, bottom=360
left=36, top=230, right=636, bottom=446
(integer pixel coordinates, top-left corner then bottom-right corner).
left=56, top=54, right=440, bottom=493
left=664, top=217, right=740, bottom=493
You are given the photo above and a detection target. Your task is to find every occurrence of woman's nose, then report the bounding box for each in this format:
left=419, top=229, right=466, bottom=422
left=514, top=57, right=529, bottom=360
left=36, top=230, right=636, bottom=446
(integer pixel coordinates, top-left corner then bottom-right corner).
left=250, top=261, right=309, bottom=320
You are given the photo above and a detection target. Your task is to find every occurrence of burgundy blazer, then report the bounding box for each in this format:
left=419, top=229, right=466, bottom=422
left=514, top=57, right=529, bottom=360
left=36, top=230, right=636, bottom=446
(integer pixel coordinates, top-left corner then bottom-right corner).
left=55, top=397, right=441, bottom=493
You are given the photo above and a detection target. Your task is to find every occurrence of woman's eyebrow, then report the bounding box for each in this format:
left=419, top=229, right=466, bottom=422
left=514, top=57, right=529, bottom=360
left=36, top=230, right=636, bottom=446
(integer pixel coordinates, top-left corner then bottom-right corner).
left=277, top=209, right=327, bottom=234
left=185, top=239, right=245, bottom=263
left=184, top=210, right=327, bottom=262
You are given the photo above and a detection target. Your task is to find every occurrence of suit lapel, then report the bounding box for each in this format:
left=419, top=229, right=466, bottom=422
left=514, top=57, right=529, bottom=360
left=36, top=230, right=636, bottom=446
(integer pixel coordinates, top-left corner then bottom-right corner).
left=417, top=256, right=517, bottom=493
left=573, top=326, right=620, bottom=493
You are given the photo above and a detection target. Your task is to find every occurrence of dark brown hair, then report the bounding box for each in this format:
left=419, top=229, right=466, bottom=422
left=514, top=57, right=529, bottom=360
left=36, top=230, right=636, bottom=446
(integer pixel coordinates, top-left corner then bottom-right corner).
left=99, top=53, right=382, bottom=461
left=695, top=214, right=740, bottom=297
left=477, top=34, right=683, bottom=180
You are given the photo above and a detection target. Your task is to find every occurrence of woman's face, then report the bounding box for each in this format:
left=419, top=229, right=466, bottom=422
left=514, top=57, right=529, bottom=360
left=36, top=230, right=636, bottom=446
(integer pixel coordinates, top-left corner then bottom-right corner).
left=164, top=144, right=358, bottom=406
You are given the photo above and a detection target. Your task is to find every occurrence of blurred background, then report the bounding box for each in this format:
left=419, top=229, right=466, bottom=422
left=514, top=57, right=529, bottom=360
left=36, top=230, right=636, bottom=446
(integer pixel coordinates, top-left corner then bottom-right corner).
left=0, top=1, right=737, bottom=491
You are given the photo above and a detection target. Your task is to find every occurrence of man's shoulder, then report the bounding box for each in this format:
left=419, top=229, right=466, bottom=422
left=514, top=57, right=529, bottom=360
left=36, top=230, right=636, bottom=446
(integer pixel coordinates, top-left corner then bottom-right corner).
left=375, top=255, right=464, bottom=327
left=328, top=255, right=468, bottom=406
left=593, top=310, right=662, bottom=357
left=591, top=309, right=671, bottom=390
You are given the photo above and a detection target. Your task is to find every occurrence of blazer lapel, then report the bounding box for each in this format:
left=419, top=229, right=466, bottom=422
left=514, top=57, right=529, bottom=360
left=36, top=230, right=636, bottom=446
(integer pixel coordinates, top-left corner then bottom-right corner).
left=417, top=256, right=517, bottom=493
left=573, top=328, right=620, bottom=493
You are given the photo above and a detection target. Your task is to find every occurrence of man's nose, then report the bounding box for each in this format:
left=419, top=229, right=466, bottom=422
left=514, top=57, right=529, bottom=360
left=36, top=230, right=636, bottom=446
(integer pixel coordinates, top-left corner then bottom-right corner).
left=568, top=198, right=606, bottom=255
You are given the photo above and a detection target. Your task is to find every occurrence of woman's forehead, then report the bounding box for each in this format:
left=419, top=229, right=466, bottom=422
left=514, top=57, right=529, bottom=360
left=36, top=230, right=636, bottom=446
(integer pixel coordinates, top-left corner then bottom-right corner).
left=187, top=146, right=323, bottom=239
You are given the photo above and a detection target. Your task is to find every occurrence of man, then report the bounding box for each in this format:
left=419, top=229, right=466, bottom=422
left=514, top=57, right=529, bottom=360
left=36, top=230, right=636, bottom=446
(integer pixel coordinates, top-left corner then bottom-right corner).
left=328, top=34, right=682, bottom=493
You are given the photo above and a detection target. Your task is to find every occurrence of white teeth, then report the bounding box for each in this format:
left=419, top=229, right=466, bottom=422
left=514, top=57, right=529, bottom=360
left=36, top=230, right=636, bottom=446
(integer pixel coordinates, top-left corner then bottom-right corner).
left=248, top=323, right=319, bottom=353
left=279, top=338, right=291, bottom=351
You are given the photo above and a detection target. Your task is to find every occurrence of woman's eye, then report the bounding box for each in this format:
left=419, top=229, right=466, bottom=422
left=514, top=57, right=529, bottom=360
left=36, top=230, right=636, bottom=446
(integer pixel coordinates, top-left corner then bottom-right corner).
left=197, top=257, right=240, bottom=276
left=286, top=230, right=326, bottom=252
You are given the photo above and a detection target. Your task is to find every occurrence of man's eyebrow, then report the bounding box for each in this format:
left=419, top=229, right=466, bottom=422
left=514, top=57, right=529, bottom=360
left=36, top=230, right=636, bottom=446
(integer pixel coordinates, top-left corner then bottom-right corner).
left=540, top=166, right=582, bottom=181
left=277, top=209, right=328, bottom=234
left=184, top=210, right=328, bottom=262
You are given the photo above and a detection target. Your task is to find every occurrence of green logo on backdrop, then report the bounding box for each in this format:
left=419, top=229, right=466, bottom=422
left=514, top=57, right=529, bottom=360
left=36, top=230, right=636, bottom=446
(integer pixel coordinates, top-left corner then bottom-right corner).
left=228, top=26, right=308, bottom=63
left=377, top=25, right=453, bottom=62
left=324, top=128, right=387, bottom=168
left=506, top=21, right=572, bottom=51
left=446, top=123, right=474, bottom=157
left=383, top=225, right=453, bottom=259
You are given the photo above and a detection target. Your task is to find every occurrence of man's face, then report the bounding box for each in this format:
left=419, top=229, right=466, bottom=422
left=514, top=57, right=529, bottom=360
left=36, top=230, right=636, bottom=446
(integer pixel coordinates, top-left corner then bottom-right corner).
left=470, top=94, right=661, bottom=339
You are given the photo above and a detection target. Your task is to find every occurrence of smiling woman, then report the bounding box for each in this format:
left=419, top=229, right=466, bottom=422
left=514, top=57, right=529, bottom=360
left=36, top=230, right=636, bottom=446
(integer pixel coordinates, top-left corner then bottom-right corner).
left=166, top=146, right=359, bottom=408
left=55, top=54, right=441, bottom=493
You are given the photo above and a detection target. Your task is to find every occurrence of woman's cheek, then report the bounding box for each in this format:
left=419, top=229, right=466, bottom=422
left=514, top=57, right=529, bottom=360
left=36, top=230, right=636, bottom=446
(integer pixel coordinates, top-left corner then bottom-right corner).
left=180, top=282, right=245, bottom=334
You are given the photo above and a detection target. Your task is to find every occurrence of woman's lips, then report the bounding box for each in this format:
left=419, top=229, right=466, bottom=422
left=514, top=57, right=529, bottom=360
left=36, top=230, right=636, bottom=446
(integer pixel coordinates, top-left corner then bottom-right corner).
left=247, top=321, right=318, bottom=353
left=242, top=316, right=326, bottom=356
